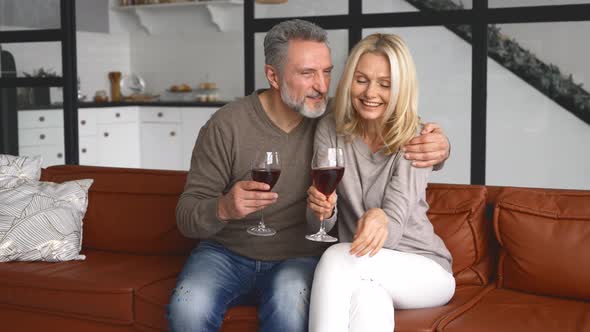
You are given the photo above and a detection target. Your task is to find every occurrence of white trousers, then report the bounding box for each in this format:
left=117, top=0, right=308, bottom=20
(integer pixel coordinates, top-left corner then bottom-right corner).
left=309, top=243, right=455, bottom=332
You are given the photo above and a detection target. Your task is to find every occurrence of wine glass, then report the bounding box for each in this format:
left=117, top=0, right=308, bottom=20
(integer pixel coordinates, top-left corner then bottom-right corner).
left=305, top=147, right=345, bottom=243
left=248, top=151, right=281, bottom=236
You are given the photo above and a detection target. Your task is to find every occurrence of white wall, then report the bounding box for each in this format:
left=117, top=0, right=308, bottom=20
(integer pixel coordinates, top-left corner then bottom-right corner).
left=77, top=32, right=131, bottom=100
left=255, top=0, right=348, bottom=18
left=129, top=29, right=243, bottom=101
left=0, top=0, right=60, bottom=30
left=120, top=3, right=244, bottom=101
left=487, top=60, right=590, bottom=190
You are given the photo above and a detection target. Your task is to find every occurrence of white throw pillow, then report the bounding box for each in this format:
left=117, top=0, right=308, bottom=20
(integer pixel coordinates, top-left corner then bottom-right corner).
left=0, top=154, right=42, bottom=188
left=0, top=154, right=42, bottom=180
left=0, top=178, right=93, bottom=262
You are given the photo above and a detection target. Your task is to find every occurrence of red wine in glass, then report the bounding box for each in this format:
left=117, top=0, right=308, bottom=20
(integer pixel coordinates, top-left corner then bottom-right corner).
left=306, top=147, right=345, bottom=243
left=311, top=167, right=345, bottom=196
left=251, top=168, right=281, bottom=191
left=248, top=151, right=280, bottom=237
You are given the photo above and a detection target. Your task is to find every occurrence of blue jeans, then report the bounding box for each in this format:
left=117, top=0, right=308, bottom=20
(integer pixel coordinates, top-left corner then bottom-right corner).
left=167, top=240, right=320, bottom=332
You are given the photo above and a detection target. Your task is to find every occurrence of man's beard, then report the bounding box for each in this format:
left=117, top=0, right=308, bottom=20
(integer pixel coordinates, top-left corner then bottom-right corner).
left=280, top=80, right=327, bottom=119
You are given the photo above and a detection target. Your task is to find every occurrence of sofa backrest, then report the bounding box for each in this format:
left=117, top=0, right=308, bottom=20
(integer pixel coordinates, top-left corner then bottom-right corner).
left=39, top=165, right=505, bottom=289
left=41, top=165, right=197, bottom=255
left=426, top=183, right=494, bottom=286
left=494, top=187, right=590, bottom=301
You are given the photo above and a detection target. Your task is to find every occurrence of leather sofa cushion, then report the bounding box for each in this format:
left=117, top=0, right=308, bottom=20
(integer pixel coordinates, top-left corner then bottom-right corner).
left=438, top=288, right=590, bottom=332
left=0, top=249, right=185, bottom=324
left=426, top=184, right=491, bottom=285
left=136, top=280, right=488, bottom=332
left=0, top=305, right=137, bottom=332
left=41, top=165, right=197, bottom=255
left=393, top=285, right=489, bottom=332
left=136, top=277, right=258, bottom=331
left=494, top=188, right=590, bottom=300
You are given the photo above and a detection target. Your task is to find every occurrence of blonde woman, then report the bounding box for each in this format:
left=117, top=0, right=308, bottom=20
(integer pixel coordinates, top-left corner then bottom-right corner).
left=306, top=33, right=455, bottom=331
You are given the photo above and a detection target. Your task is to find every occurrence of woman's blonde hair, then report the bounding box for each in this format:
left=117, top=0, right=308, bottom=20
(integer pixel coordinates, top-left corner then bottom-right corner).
left=334, top=33, right=419, bottom=155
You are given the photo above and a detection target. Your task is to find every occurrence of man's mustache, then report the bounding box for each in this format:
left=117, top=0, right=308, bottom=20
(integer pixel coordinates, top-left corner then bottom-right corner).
left=307, top=91, right=326, bottom=100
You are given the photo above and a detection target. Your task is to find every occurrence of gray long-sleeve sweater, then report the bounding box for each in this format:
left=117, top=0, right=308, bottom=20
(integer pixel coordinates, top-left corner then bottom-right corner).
left=308, top=113, right=453, bottom=273
left=176, top=91, right=333, bottom=260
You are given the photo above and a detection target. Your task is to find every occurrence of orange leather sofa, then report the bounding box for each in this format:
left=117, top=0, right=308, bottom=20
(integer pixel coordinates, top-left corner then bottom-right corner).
left=1, top=165, right=588, bottom=332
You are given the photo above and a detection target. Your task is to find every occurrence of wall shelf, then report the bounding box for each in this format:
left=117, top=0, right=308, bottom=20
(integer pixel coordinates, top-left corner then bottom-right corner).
left=113, top=0, right=243, bottom=33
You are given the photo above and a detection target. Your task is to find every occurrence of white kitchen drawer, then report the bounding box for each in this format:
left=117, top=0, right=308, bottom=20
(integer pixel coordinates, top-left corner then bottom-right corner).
left=19, top=145, right=65, bottom=168
left=18, top=110, right=63, bottom=129
left=79, top=136, right=98, bottom=166
left=19, top=127, right=64, bottom=147
left=78, top=108, right=98, bottom=136
left=140, top=107, right=181, bottom=123
left=96, top=107, right=139, bottom=124
left=141, top=123, right=183, bottom=170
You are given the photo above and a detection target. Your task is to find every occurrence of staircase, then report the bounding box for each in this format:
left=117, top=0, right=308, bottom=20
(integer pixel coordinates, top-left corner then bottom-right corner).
left=406, top=0, right=590, bottom=125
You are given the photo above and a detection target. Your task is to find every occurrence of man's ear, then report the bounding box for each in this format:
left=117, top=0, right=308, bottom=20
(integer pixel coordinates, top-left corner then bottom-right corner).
left=265, top=64, right=281, bottom=90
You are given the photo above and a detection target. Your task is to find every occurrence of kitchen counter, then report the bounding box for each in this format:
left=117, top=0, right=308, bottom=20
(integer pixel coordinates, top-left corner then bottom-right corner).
left=18, top=100, right=229, bottom=110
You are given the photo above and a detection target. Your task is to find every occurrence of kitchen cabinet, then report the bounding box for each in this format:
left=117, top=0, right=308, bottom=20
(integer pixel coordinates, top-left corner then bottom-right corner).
left=17, top=109, right=65, bottom=168
left=78, top=108, right=98, bottom=165
left=97, top=122, right=141, bottom=168
left=19, top=145, right=65, bottom=167
left=17, top=106, right=219, bottom=171
left=94, top=107, right=141, bottom=168
left=140, top=107, right=183, bottom=170
left=141, top=123, right=182, bottom=170
left=180, top=107, right=217, bottom=170
left=78, top=136, right=97, bottom=166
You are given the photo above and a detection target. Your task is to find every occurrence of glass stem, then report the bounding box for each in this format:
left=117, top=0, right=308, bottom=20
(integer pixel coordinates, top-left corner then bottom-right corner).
left=318, top=219, right=327, bottom=235
left=259, top=210, right=266, bottom=229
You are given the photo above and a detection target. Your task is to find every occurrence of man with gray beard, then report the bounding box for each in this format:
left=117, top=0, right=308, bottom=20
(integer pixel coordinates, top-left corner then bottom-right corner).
left=168, top=19, right=450, bottom=332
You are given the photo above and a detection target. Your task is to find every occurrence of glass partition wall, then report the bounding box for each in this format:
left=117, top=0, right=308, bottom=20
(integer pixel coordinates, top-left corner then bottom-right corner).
left=0, top=0, right=78, bottom=165
left=244, top=0, right=590, bottom=189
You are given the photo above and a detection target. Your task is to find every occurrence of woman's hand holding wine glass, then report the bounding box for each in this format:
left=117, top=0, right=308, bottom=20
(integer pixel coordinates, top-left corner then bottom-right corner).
left=307, top=186, right=337, bottom=221
left=306, top=147, right=345, bottom=243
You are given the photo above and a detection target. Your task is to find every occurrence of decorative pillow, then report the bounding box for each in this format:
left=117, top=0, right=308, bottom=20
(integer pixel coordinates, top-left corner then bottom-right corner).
left=0, top=178, right=93, bottom=262
left=0, top=154, right=42, bottom=180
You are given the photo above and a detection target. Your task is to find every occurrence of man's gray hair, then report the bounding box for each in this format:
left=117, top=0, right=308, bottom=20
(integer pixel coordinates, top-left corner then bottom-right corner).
left=264, top=19, right=328, bottom=74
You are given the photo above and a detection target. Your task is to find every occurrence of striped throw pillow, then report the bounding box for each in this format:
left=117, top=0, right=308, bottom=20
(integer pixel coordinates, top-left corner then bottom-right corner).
left=0, top=178, right=93, bottom=262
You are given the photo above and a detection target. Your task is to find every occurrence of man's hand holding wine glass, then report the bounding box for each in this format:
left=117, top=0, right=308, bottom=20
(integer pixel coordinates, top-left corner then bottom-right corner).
left=217, top=181, right=278, bottom=221
left=307, top=185, right=337, bottom=221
